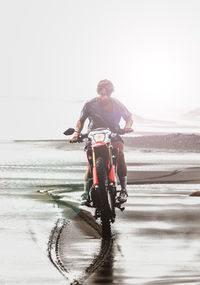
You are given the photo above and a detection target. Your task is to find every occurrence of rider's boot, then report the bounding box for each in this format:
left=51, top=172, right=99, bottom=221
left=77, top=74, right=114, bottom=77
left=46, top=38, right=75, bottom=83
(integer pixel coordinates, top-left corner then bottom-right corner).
left=118, top=176, right=128, bottom=204
left=80, top=178, right=90, bottom=205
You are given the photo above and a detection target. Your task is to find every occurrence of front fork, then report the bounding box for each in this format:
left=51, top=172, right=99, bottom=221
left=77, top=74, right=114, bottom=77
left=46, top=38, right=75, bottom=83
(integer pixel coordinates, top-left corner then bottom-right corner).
left=91, top=143, right=116, bottom=186
left=92, top=147, right=98, bottom=186
left=90, top=144, right=125, bottom=212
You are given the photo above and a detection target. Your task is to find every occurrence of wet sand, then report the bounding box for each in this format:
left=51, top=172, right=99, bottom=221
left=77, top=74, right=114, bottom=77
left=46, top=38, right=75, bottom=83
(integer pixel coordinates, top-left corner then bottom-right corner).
left=86, top=184, right=200, bottom=284
left=1, top=138, right=200, bottom=284
left=51, top=183, right=200, bottom=285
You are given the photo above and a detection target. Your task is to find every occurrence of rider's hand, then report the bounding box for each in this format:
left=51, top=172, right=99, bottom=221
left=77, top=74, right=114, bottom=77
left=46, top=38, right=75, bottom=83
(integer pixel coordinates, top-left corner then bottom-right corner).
left=123, top=127, right=133, bottom=133
left=71, top=133, right=79, bottom=142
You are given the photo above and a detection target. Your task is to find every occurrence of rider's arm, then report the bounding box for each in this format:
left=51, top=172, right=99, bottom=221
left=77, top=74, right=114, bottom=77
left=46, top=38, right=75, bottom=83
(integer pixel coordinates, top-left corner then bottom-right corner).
left=71, top=118, right=85, bottom=142
left=124, top=115, right=133, bottom=131
left=75, top=118, right=84, bottom=134
left=113, top=98, right=133, bottom=132
left=71, top=101, right=88, bottom=142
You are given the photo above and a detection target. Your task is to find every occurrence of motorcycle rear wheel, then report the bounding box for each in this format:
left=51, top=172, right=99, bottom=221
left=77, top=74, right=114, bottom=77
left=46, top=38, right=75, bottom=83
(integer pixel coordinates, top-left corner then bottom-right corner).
left=96, top=157, right=113, bottom=239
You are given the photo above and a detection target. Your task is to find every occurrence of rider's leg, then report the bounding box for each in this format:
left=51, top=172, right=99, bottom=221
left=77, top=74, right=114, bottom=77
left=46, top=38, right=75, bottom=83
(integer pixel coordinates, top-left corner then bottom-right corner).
left=80, top=164, right=91, bottom=205
left=111, top=141, right=128, bottom=203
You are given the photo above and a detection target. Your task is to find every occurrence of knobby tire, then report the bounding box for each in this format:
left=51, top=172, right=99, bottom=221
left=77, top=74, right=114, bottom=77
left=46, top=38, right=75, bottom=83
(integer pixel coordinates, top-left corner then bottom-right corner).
left=96, top=157, right=112, bottom=239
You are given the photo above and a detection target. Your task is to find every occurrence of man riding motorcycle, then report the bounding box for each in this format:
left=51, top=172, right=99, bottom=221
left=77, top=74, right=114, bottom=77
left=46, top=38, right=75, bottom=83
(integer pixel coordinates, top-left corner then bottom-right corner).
left=71, top=79, right=133, bottom=205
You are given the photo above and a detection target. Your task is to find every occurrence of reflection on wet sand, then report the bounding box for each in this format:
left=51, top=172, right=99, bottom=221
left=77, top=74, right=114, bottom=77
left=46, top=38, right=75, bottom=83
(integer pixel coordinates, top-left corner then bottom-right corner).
left=1, top=141, right=200, bottom=284
left=48, top=184, right=200, bottom=285
left=87, top=241, right=115, bottom=285
left=104, top=185, right=200, bottom=285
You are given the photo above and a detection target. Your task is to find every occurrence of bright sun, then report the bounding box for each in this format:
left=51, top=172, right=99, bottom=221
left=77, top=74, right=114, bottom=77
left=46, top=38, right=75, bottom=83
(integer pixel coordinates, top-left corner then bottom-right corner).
left=113, top=51, right=190, bottom=120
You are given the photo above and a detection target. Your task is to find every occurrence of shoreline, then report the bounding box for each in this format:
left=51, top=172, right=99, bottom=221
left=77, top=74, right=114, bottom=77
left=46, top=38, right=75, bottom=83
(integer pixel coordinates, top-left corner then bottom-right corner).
left=124, top=133, right=200, bottom=152
left=3, top=132, right=199, bottom=153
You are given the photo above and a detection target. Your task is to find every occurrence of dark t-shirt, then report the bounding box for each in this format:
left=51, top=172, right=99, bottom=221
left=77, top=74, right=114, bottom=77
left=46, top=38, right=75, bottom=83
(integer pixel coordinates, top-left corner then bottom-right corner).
left=80, top=97, right=132, bottom=132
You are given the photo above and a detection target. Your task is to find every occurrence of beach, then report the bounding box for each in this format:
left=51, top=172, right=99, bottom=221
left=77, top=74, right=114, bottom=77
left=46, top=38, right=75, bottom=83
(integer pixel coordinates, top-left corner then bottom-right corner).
left=0, top=133, right=200, bottom=284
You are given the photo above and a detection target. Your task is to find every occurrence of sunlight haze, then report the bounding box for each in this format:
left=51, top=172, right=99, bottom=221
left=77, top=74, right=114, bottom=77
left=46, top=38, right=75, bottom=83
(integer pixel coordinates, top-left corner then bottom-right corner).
left=0, top=0, right=200, bottom=139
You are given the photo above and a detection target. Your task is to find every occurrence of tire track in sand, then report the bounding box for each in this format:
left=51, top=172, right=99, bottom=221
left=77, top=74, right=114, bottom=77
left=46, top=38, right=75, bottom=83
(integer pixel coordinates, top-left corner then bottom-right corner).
left=48, top=209, right=113, bottom=285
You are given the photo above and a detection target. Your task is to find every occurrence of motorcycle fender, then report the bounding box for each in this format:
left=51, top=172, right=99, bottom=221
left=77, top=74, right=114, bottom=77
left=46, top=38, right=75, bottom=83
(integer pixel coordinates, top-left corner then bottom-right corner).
left=92, top=141, right=106, bottom=148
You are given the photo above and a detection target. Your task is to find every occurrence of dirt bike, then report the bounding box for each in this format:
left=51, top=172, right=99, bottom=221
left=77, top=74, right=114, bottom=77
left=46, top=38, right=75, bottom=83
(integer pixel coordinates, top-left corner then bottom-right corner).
left=64, top=127, right=132, bottom=239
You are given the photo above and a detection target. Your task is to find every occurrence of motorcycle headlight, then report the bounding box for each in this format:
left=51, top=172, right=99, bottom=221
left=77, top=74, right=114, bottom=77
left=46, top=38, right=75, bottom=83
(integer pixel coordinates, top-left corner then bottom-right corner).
left=93, top=133, right=105, bottom=142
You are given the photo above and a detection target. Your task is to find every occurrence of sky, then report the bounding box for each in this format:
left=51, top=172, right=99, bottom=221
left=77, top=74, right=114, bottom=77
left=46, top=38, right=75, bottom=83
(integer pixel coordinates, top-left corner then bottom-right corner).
left=0, top=0, right=200, bottom=139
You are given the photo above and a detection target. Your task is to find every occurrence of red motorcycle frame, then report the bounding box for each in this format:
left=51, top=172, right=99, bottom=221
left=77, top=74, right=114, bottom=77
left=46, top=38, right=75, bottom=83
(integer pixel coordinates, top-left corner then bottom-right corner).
left=64, top=127, right=126, bottom=239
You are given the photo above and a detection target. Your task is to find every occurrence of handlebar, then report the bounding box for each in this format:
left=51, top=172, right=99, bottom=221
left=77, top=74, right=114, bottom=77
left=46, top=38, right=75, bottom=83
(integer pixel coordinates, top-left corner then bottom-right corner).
left=117, top=128, right=133, bottom=135
left=70, top=133, right=88, bottom=143
left=64, top=127, right=133, bottom=143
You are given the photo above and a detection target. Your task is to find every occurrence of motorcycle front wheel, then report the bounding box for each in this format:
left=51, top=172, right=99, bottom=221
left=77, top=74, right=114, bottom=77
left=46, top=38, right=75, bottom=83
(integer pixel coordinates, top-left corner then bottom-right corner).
left=96, top=157, right=113, bottom=239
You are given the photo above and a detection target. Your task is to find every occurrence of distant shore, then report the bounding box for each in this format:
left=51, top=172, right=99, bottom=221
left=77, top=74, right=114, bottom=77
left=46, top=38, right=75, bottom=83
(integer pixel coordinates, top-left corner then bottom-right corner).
left=124, top=133, right=200, bottom=152
left=12, top=133, right=200, bottom=152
